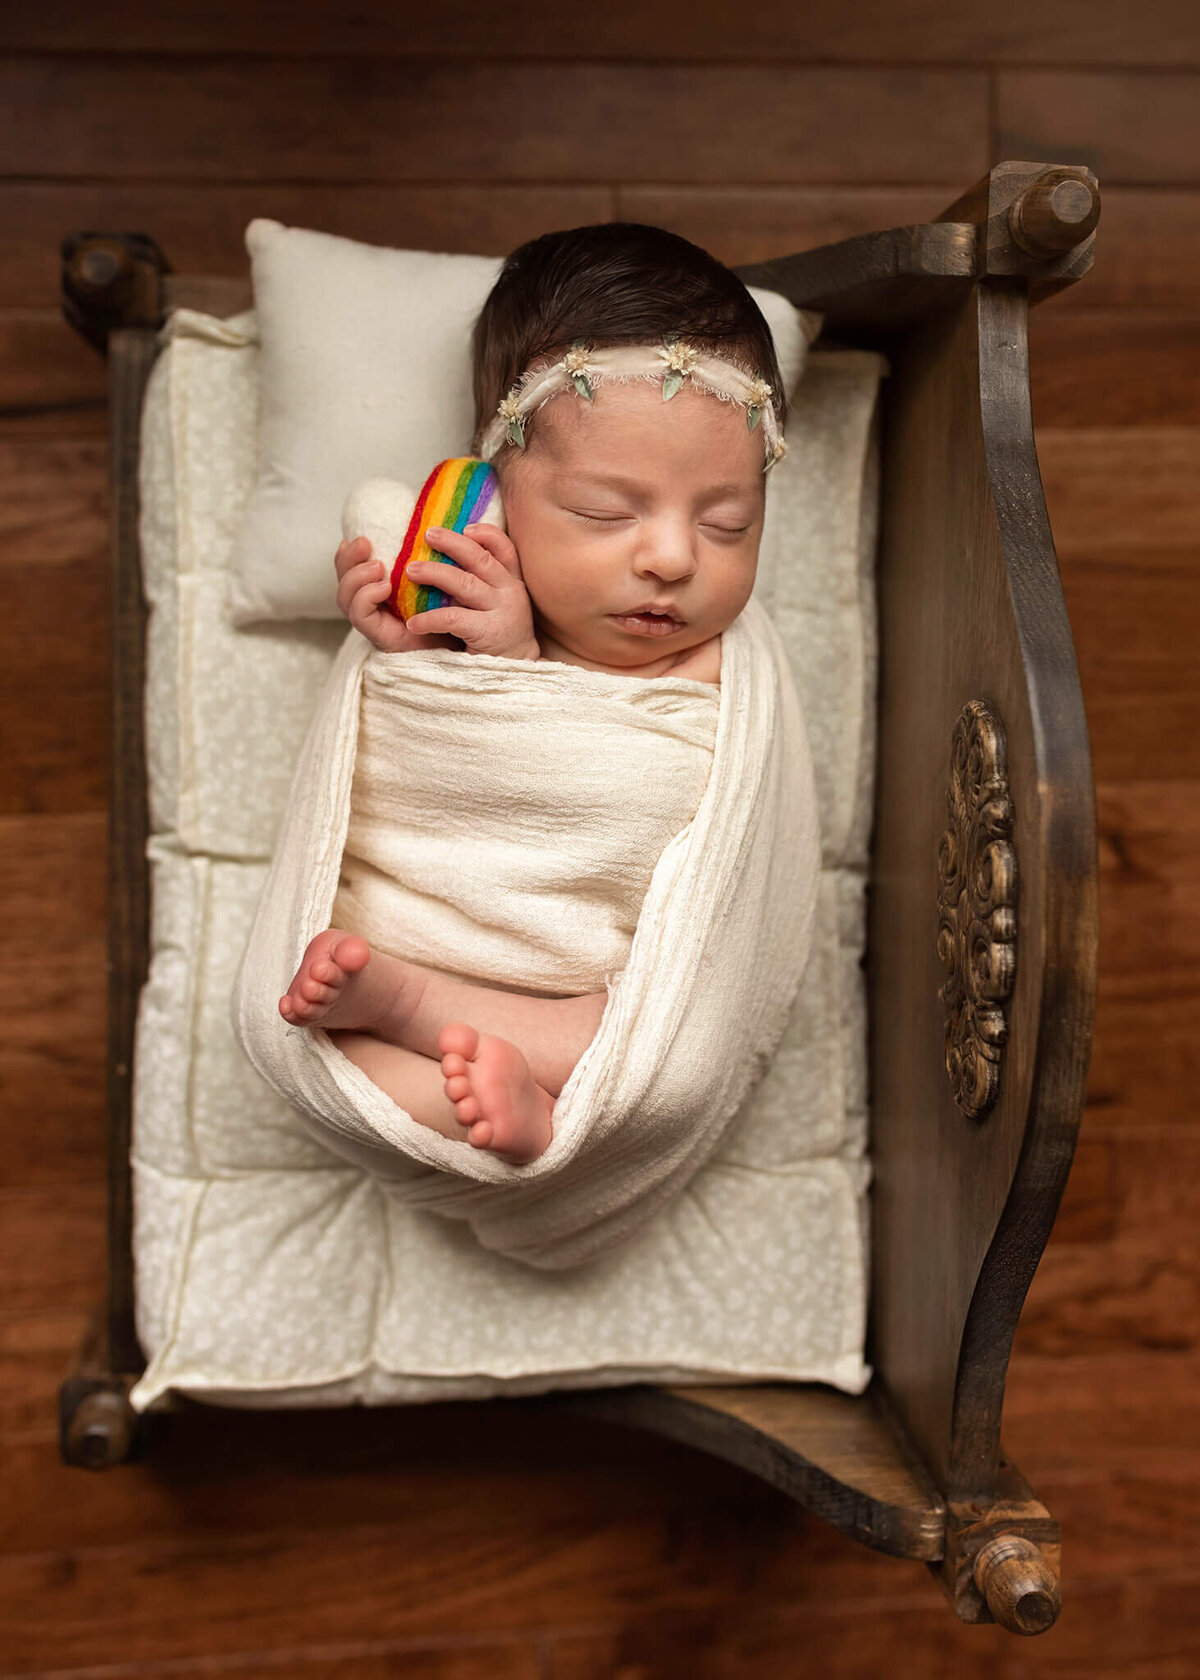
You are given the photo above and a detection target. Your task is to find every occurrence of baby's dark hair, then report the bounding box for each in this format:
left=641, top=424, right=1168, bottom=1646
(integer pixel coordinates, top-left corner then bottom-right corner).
left=470, top=222, right=787, bottom=456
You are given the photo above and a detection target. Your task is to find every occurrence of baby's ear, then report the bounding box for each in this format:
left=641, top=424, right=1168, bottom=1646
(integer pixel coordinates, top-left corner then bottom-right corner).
left=341, top=478, right=418, bottom=560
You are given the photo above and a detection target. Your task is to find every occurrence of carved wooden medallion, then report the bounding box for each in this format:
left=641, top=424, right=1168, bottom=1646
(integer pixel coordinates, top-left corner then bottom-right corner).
left=935, top=699, right=1018, bottom=1121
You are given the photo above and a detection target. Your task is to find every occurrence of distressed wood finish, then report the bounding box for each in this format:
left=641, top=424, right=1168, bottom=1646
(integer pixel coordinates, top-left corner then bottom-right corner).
left=563, top=1382, right=946, bottom=1561
left=104, top=326, right=157, bottom=1382
left=857, top=274, right=1096, bottom=1504
left=60, top=164, right=1099, bottom=1631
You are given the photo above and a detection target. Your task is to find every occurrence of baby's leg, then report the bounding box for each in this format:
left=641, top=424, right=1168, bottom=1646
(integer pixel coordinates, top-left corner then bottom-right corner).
left=329, top=1030, right=555, bottom=1164
left=282, top=930, right=607, bottom=1097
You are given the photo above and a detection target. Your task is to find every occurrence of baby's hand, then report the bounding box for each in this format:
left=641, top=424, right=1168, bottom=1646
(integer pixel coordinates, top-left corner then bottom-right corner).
left=403, top=525, right=540, bottom=661
left=334, top=536, right=460, bottom=653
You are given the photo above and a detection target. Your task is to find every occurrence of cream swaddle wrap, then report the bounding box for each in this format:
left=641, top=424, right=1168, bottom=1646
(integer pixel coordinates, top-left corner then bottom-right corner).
left=233, top=593, right=821, bottom=1269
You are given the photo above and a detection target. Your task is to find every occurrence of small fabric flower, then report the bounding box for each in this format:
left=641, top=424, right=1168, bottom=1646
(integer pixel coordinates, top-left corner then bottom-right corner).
left=745, top=376, right=773, bottom=432
left=498, top=389, right=527, bottom=448
left=562, top=342, right=595, bottom=401
left=762, top=435, right=788, bottom=473
left=656, top=338, right=701, bottom=399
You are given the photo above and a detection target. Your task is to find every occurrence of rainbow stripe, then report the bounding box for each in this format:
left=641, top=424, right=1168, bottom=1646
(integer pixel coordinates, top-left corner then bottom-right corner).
left=389, top=457, right=502, bottom=622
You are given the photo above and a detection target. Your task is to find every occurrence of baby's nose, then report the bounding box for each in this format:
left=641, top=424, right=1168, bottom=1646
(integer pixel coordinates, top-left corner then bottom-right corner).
left=636, top=527, right=699, bottom=580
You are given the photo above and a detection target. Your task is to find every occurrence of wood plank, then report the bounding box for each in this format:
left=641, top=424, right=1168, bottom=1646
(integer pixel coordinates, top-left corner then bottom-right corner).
left=615, top=186, right=956, bottom=268
left=0, top=814, right=107, bottom=1189
left=1017, top=1235, right=1200, bottom=1356
left=0, top=1471, right=941, bottom=1670
left=0, top=1406, right=765, bottom=1553
left=0, top=1312, right=90, bottom=1439
left=37, top=1649, right=551, bottom=1680
left=0, top=60, right=988, bottom=184
left=0, top=1185, right=106, bottom=1315
left=1029, top=311, right=1200, bottom=427
left=0, top=434, right=108, bottom=567
left=0, top=557, right=109, bottom=814
left=0, top=183, right=616, bottom=311
left=1038, top=426, right=1200, bottom=551
left=1003, top=1351, right=1200, bottom=1472
left=1087, top=989, right=1197, bottom=1136
left=999, top=70, right=1200, bottom=186
left=1019, top=190, right=1200, bottom=311
left=0, top=314, right=106, bottom=426
left=3, top=0, right=1198, bottom=65
left=1056, top=555, right=1200, bottom=781
left=1093, top=783, right=1200, bottom=1004
left=547, top=1575, right=1200, bottom=1678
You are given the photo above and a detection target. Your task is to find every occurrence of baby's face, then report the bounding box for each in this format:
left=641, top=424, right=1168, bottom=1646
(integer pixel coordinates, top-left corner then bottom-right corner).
left=497, top=378, right=766, bottom=670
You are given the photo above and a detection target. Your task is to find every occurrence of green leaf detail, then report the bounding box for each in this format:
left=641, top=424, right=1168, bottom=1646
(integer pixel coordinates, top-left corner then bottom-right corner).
left=571, top=372, right=594, bottom=401
left=507, top=416, right=526, bottom=448
left=747, top=404, right=762, bottom=431
left=662, top=370, right=684, bottom=401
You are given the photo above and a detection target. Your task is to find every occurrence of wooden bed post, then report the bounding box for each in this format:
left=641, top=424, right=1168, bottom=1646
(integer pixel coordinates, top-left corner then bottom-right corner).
left=59, top=234, right=168, bottom=1469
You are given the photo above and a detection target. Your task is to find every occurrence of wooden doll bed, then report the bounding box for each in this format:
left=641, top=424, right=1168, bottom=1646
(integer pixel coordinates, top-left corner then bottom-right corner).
left=58, top=160, right=1099, bottom=1637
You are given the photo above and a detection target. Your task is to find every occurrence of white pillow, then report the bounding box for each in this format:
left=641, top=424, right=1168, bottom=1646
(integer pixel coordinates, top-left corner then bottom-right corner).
left=229, top=218, right=822, bottom=625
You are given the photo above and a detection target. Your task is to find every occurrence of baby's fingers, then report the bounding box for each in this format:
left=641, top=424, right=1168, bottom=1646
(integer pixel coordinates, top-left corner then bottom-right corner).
left=405, top=559, right=489, bottom=611
left=335, top=535, right=373, bottom=582
left=463, top=522, right=522, bottom=579
left=402, top=605, right=464, bottom=638
left=336, top=557, right=388, bottom=618
left=424, top=525, right=517, bottom=588
left=346, top=579, right=392, bottom=635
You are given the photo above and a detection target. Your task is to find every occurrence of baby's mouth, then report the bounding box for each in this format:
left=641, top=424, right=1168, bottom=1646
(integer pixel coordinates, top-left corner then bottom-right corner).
left=609, top=610, right=685, bottom=638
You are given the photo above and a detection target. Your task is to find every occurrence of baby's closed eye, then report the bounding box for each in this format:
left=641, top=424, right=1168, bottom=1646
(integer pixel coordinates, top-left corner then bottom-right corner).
left=568, top=508, right=750, bottom=537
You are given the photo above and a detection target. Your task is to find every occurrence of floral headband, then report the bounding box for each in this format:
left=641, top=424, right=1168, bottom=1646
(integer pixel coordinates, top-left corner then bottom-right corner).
left=477, top=337, right=788, bottom=473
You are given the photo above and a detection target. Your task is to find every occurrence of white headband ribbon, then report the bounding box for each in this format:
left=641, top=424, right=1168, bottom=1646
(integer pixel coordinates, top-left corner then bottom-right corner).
left=478, top=337, right=787, bottom=473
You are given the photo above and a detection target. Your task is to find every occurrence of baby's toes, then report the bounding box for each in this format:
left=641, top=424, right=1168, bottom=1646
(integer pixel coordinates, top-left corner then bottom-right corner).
left=441, top=1051, right=468, bottom=1079
left=308, top=956, right=344, bottom=986
left=299, top=976, right=337, bottom=1006
left=467, top=1119, right=493, bottom=1148
left=438, top=1022, right=479, bottom=1061
left=456, top=1096, right=482, bottom=1125
left=444, top=1073, right=471, bottom=1102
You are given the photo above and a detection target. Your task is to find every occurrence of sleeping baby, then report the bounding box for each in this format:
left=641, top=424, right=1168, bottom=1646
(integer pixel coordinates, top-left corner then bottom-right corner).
left=277, top=221, right=794, bottom=1168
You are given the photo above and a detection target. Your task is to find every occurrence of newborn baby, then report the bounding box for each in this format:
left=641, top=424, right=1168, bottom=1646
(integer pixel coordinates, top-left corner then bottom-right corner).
left=277, top=226, right=791, bottom=1168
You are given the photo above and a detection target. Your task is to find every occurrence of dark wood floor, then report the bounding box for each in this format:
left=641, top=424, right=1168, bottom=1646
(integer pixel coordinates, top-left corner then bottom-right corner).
left=2, top=4, right=1198, bottom=1673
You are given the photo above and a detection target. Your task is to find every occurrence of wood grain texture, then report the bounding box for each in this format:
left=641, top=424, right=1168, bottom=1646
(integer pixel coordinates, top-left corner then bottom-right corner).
left=861, top=280, right=1095, bottom=1497
left=0, top=184, right=616, bottom=310
left=999, top=71, right=1200, bottom=185
left=1029, top=311, right=1200, bottom=426
left=0, top=813, right=107, bottom=1188
left=0, top=1313, right=92, bottom=1438
left=546, top=1576, right=1200, bottom=1678
left=565, top=1383, right=945, bottom=1559
left=1056, top=559, right=1197, bottom=782
left=0, top=60, right=988, bottom=184
left=2, top=0, right=1198, bottom=64
left=617, top=186, right=956, bottom=266
left=1040, top=189, right=1200, bottom=310
left=0, top=314, right=107, bottom=424
left=0, top=554, right=109, bottom=814
left=0, top=1186, right=105, bottom=1315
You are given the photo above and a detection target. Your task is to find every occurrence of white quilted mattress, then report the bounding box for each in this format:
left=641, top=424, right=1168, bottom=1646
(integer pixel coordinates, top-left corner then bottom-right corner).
left=128, top=309, right=885, bottom=1410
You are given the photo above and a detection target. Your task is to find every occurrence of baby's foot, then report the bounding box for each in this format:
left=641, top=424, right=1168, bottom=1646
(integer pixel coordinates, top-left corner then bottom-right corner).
left=438, top=1023, right=555, bottom=1164
left=279, top=930, right=372, bottom=1028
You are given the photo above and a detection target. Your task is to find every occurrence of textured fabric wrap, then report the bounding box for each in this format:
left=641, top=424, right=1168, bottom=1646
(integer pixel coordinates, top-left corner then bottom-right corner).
left=232, top=594, right=821, bottom=1269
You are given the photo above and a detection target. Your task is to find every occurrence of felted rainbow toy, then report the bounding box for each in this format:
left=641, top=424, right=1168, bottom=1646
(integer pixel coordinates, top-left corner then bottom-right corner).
left=389, top=457, right=504, bottom=622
